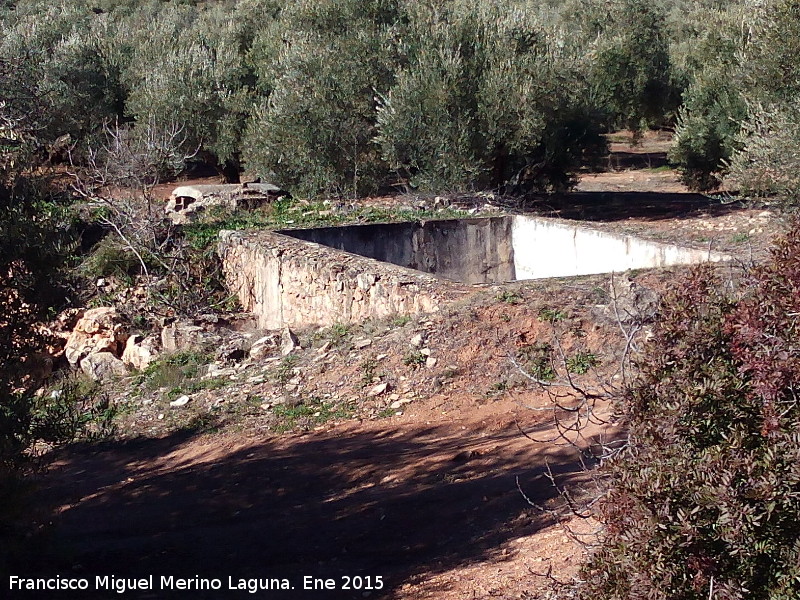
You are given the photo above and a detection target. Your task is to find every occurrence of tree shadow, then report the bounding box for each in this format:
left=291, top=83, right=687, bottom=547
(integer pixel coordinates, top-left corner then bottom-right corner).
left=515, top=191, right=745, bottom=223
left=14, top=420, right=588, bottom=599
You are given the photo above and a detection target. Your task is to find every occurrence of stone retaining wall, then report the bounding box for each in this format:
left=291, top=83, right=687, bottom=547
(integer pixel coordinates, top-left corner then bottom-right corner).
left=218, top=230, right=470, bottom=329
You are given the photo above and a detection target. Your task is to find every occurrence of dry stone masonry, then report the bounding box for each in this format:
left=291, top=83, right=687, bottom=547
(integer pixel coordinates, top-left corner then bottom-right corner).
left=218, top=229, right=469, bottom=329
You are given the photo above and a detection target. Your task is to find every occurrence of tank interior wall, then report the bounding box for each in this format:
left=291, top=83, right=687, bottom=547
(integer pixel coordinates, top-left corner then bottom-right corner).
left=282, top=217, right=514, bottom=284
left=511, top=216, right=726, bottom=279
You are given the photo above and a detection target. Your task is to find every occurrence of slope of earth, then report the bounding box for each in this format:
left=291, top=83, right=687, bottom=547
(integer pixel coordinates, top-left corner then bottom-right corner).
left=21, top=278, right=630, bottom=599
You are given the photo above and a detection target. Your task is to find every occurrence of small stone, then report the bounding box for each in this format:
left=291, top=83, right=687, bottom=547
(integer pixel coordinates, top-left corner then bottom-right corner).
left=389, top=393, right=400, bottom=401
left=426, top=357, right=438, bottom=369
left=157, top=413, right=164, bottom=420
left=390, top=398, right=412, bottom=409
left=354, top=338, right=372, bottom=349
left=420, top=347, right=431, bottom=356
left=376, top=354, right=388, bottom=361
left=249, top=334, right=279, bottom=360
left=368, top=382, right=388, bottom=397
left=410, top=334, right=423, bottom=348
left=170, top=395, right=190, bottom=407
left=281, top=327, right=300, bottom=356
left=247, top=375, right=265, bottom=384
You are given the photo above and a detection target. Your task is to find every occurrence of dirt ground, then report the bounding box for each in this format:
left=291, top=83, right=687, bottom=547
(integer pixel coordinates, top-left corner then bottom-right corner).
left=12, top=132, right=786, bottom=599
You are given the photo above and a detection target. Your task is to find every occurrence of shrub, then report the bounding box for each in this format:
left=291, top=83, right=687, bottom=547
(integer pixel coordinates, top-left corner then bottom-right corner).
left=725, top=105, right=800, bottom=208
left=670, top=68, right=746, bottom=191
left=575, top=224, right=800, bottom=599
left=723, top=0, right=800, bottom=207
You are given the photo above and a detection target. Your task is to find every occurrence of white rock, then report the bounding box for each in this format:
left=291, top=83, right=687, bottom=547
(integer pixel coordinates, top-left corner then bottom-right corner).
left=249, top=334, right=279, bottom=360
left=170, top=395, right=190, bottom=407
left=122, top=334, right=158, bottom=371
left=368, top=382, right=388, bottom=397
left=425, top=357, right=438, bottom=369
left=281, top=327, right=300, bottom=356
left=65, top=307, right=128, bottom=366
left=354, top=338, right=372, bottom=349
left=410, top=334, right=424, bottom=348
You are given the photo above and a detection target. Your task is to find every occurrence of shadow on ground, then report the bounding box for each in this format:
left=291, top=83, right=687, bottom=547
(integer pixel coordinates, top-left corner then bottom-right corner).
left=13, top=420, right=585, bottom=599
left=517, top=191, right=745, bottom=223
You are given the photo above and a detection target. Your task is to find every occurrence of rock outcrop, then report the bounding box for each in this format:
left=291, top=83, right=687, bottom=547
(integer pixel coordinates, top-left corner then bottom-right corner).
left=166, top=183, right=285, bottom=225
left=65, top=308, right=129, bottom=380
left=122, top=334, right=159, bottom=371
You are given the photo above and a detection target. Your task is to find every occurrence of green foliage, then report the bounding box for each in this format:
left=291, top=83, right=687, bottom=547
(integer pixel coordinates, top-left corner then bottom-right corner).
left=375, top=0, right=606, bottom=193
left=566, top=351, right=599, bottom=374
left=576, top=226, right=800, bottom=599
left=272, top=396, right=354, bottom=432
left=670, top=68, right=747, bottom=191
left=360, top=358, right=378, bottom=387
left=117, top=1, right=259, bottom=177
left=518, top=342, right=555, bottom=381
left=322, top=323, right=351, bottom=347
left=590, top=0, right=679, bottom=130
left=538, top=307, right=567, bottom=323
left=0, top=2, right=122, bottom=145
left=242, top=0, right=400, bottom=196
left=402, top=350, right=426, bottom=368
left=81, top=235, right=141, bottom=281
left=496, top=290, right=522, bottom=305
left=391, top=315, right=411, bottom=327
left=136, top=350, right=212, bottom=392
left=722, top=0, right=800, bottom=207
left=727, top=105, right=800, bottom=207
left=274, top=354, right=299, bottom=385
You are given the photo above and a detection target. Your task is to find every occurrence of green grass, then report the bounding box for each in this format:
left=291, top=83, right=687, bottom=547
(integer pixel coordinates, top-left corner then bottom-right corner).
left=497, top=290, right=522, bottom=304
left=566, top=351, right=599, bottom=374
left=361, top=358, right=378, bottom=387
left=182, top=198, right=466, bottom=252
left=519, top=342, right=556, bottom=381
left=134, top=350, right=213, bottom=393
left=403, top=350, right=426, bottom=368
left=731, top=232, right=751, bottom=243
left=165, top=377, right=229, bottom=400
left=274, top=354, right=300, bottom=384
left=272, top=397, right=356, bottom=432
left=324, top=323, right=351, bottom=346
left=538, top=307, right=567, bottom=323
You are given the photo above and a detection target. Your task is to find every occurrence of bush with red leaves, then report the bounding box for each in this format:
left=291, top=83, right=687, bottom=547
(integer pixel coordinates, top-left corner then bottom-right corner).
left=575, top=225, right=800, bottom=599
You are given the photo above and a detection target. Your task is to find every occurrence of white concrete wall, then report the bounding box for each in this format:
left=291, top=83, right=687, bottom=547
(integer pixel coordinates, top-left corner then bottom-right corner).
left=511, top=216, right=727, bottom=280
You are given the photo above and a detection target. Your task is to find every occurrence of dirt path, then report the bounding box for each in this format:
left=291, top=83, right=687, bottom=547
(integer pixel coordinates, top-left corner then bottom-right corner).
left=20, top=406, right=593, bottom=599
